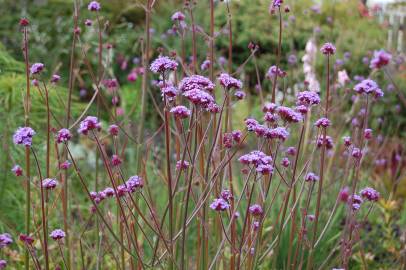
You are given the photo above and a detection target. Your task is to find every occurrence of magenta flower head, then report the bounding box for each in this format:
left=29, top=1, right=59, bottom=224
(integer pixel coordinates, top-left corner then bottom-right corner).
left=30, top=63, right=44, bottom=75
left=56, top=128, right=72, bottom=144
left=183, top=89, right=214, bottom=106
left=12, top=165, right=23, bottom=176
left=176, top=160, right=190, bottom=170
left=232, top=130, right=242, bottom=143
left=354, top=79, right=383, bottom=98
left=342, top=136, right=352, bottom=147
left=111, top=155, right=122, bottom=167
left=266, top=65, right=286, bottom=79
left=234, top=90, right=246, bottom=100
left=351, top=147, right=362, bottom=159
left=296, top=91, right=320, bottom=106
left=150, top=56, right=178, bottom=74
left=0, top=260, right=6, bottom=269
left=320, top=42, right=336, bottom=55
left=264, top=112, right=278, bottom=123
left=316, top=135, right=334, bottom=149
left=19, top=18, right=29, bottom=26
left=266, top=127, right=290, bottom=141
left=349, top=194, right=363, bottom=211
left=305, top=172, right=319, bottom=182
left=221, top=190, right=233, bottom=202
left=60, top=160, right=71, bottom=170
left=0, top=233, right=13, bottom=248
left=51, top=74, right=61, bottom=84
left=126, top=175, right=144, bottom=192
left=272, top=0, right=283, bottom=8
left=218, top=73, right=243, bottom=90
left=249, top=204, right=263, bottom=217
left=85, top=19, right=93, bottom=26
left=171, top=11, right=185, bottom=21
left=42, top=178, right=58, bottom=190
left=314, top=117, right=331, bottom=128
left=201, top=59, right=211, bottom=71
left=108, top=124, right=119, bottom=136
left=339, top=186, right=350, bottom=202
left=49, top=229, right=65, bottom=240
left=179, top=75, right=215, bottom=93
left=360, top=187, right=380, bottom=202
left=88, top=1, right=101, bottom=11
left=19, top=234, right=34, bottom=245
left=370, top=49, right=391, bottom=69
left=170, top=106, right=191, bottom=119
left=78, top=116, right=101, bottom=135
left=281, top=157, right=290, bottom=168
left=277, top=106, right=303, bottom=123
left=262, top=102, right=278, bottom=113
left=13, top=127, right=36, bottom=147
left=210, top=198, right=230, bottom=211
left=364, top=129, right=373, bottom=140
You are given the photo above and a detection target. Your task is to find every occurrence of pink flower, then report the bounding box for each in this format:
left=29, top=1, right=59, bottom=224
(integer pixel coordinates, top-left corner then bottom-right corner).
left=314, top=117, right=331, bottom=128
left=232, top=130, right=242, bottom=143
left=364, top=129, right=373, bottom=140
left=296, top=91, right=320, bottom=106
left=234, top=90, right=246, bottom=100
left=221, top=190, right=233, bottom=202
left=320, top=42, right=336, bottom=55
left=339, top=187, right=350, bottom=202
left=249, top=204, right=263, bottom=216
left=179, top=75, right=215, bottom=93
left=126, top=175, right=144, bottom=192
left=171, top=11, right=186, bottom=21
left=111, top=155, right=122, bottom=167
left=85, top=19, right=93, bottom=26
left=60, top=160, right=71, bottom=170
left=56, top=128, right=72, bottom=144
left=108, top=124, right=119, bottom=136
left=42, top=178, right=58, bottom=190
left=370, top=49, right=391, bottom=69
left=265, top=127, right=289, bottom=141
left=127, top=72, right=137, bottom=82
left=277, top=106, right=303, bottom=123
left=286, top=147, right=296, bottom=156
left=51, top=74, right=61, bottom=84
left=200, top=60, right=211, bottom=71
left=281, top=157, right=290, bottom=168
left=12, top=165, right=23, bottom=176
left=262, top=102, right=278, bottom=113
left=266, top=65, right=286, bottom=79
left=256, top=164, right=274, bottom=175
left=342, top=136, right=351, bottom=147
left=183, top=89, right=214, bottom=106
left=78, top=116, right=101, bottom=135
left=316, top=135, right=334, bottom=149
left=351, top=147, right=362, bottom=159
left=305, top=172, right=319, bottom=182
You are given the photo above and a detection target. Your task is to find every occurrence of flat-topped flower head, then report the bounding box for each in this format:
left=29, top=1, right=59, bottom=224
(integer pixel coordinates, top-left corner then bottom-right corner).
left=42, top=178, right=58, bottom=190
left=171, top=11, right=185, bottom=21
left=286, top=147, right=296, bottom=156
left=183, top=89, right=214, bottom=106
left=170, top=106, right=191, bottom=119
left=249, top=204, right=263, bottom=216
left=56, top=128, right=72, bottom=144
left=342, top=136, right=351, bottom=146
left=179, top=75, right=215, bottom=93
left=314, top=117, right=331, bottom=128
left=234, top=90, right=246, bottom=100
left=266, top=65, right=286, bottom=79
left=262, top=102, right=278, bottom=113
left=320, top=42, right=336, bottom=55
left=30, top=63, right=44, bottom=75
left=256, top=164, right=274, bottom=175
left=354, top=79, right=383, bottom=98
left=239, top=150, right=273, bottom=167
left=364, top=129, right=373, bottom=140
left=0, top=233, right=12, bottom=248
left=360, top=187, right=380, bottom=202
left=281, top=157, right=290, bottom=167
left=370, top=49, right=391, bottom=69
left=277, top=106, right=303, bottom=123
left=296, top=91, right=320, bottom=106
left=13, top=127, right=36, bottom=147
left=221, top=190, right=233, bottom=202
left=176, top=160, right=190, bottom=170
left=272, top=0, right=283, bottom=8
left=126, top=175, right=144, bottom=192
left=103, top=187, right=115, bottom=197
left=201, top=60, right=211, bottom=71
left=210, top=198, right=230, bottom=211
left=0, top=260, right=6, bottom=269
left=150, top=56, right=178, bottom=74
left=108, top=124, right=119, bottom=136
left=51, top=74, right=61, bottom=84
left=78, top=116, right=101, bottom=135
left=349, top=194, right=363, bottom=211
left=88, top=1, right=101, bottom=11
left=50, top=229, right=65, bottom=240
left=351, top=147, right=362, bottom=159
left=161, top=85, right=178, bottom=99
left=264, top=112, right=278, bottom=123
left=265, top=127, right=290, bottom=141
left=232, top=130, right=242, bottom=143
left=218, top=73, right=243, bottom=90
left=245, top=118, right=259, bottom=131
left=305, top=172, right=319, bottom=182
left=316, top=135, right=334, bottom=149
left=12, top=165, right=23, bottom=176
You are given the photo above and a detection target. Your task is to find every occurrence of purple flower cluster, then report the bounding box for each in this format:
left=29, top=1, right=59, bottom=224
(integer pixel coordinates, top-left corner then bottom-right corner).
left=370, top=49, right=391, bottom=69
left=349, top=194, right=363, bottom=211
left=183, top=88, right=214, bottom=106
left=234, top=90, right=246, bottom=100
left=170, top=105, right=191, bottom=119
left=305, top=172, right=319, bottom=182
left=354, top=79, right=383, bottom=98
left=218, top=73, right=243, bottom=90
left=0, top=233, right=12, bottom=248
left=320, top=42, right=336, bottom=55
left=176, top=160, right=190, bottom=170
left=277, top=106, right=303, bottom=123
left=0, top=260, right=6, bottom=269
left=296, top=91, right=321, bottom=106
left=42, top=178, right=58, bottom=190
left=108, top=124, right=119, bottom=136
left=272, top=0, right=283, bottom=8
left=314, top=117, right=331, bottom=128
left=30, top=63, right=44, bottom=75
left=266, top=65, right=286, bottom=79
left=12, top=165, right=23, bottom=176
left=360, top=187, right=380, bottom=202
left=316, top=135, right=334, bottom=149
left=56, top=128, right=72, bottom=144
left=179, top=75, right=215, bottom=93
left=266, top=127, right=290, bottom=141
left=88, top=1, right=101, bottom=11
left=171, top=11, right=185, bottom=21
left=262, top=102, right=278, bottom=113
left=78, top=116, right=101, bottom=135
left=210, top=198, right=230, bottom=211
left=50, top=229, right=65, bottom=240
left=239, top=151, right=273, bottom=175
left=200, top=60, right=211, bottom=71
left=150, top=56, right=178, bottom=74
left=51, top=74, right=61, bottom=84
left=161, top=85, right=178, bottom=100
left=249, top=204, right=263, bottom=216
left=13, top=127, right=36, bottom=147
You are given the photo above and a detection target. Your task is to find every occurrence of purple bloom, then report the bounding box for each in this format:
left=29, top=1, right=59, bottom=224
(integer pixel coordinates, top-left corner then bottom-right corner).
left=179, top=75, right=215, bottom=93
left=239, top=150, right=273, bottom=167
left=370, top=49, right=391, bottom=69
left=200, top=59, right=211, bottom=71
left=264, top=112, right=278, bottom=123
left=88, top=1, right=101, bottom=11
left=30, top=63, right=44, bottom=75
left=316, top=135, right=334, bottom=149
left=234, top=90, right=246, bottom=100
left=0, top=260, right=6, bottom=269
left=342, top=136, right=352, bottom=147
left=50, top=229, right=65, bottom=240
left=351, top=147, right=362, bottom=159
left=183, top=89, right=214, bottom=106
left=51, top=74, right=61, bottom=84
left=266, top=127, right=290, bottom=141
left=249, top=204, right=263, bottom=216
left=245, top=118, right=259, bottom=131
left=221, top=190, right=233, bottom=202
left=295, top=105, right=308, bottom=115
left=126, top=175, right=144, bottom=192
left=85, top=19, right=93, bottom=26
left=111, top=155, right=122, bottom=166
left=296, top=91, right=321, bottom=106
left=287, top=54, right=297, bottom=65
left=320, top=42, right=336, bottom=55
left=360, top=187, right=380, bottom=202
left=266, top=65, right=286, bottom=79
left=56, top=128, right=72, bottom=144
left=286, top=147, right=296, bottom=156
left=176, top=160, right=190, bottom=170
left=171, top=11, right=185, bottom=21
left=150, top=56, right=178, bottom=74
left=13, top=127, right=36, bottom=147
left=42, top=178, right=58, bottom=190
left=0, top=233, right=12, bottom=248
left=104, top=187, right=115, bottom=197
left=108, top=124, right=119, bottom=136
left=354, top=79, right=383, bottom=98
left=262, top=102, right=278, bottom=113
left=314, top=117, right=331, bottom=128
left=277, top=106, right=303, bottom=123
left=78, top=116, right=101, bottom=135
left=218, top=73, right=243, bottom=90
left=305, top=172, right=319, bottom=182
left=232, top=130, right=242, bottom=143
left=161, top=85, right=178, bottom=99
left=272, top=0, right=283, bottom=7
left=281, top=157, right=290, bottom=167
left=364, top=129, right=373, bottom=140
left=256, top=164, right=274, bottom=175
left=170, top=106, right=191, bottom=119
left=12, top=165, right=23, bottom=176
left=210, top=198, right=230, bottom=211
left=60, top=160, right=71, bottom=170
left=339, top=187, right=350, bottom=202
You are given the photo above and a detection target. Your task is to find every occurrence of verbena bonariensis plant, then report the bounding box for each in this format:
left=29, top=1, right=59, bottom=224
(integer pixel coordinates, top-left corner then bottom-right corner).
left=2, top=0, right=404, bottom=269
